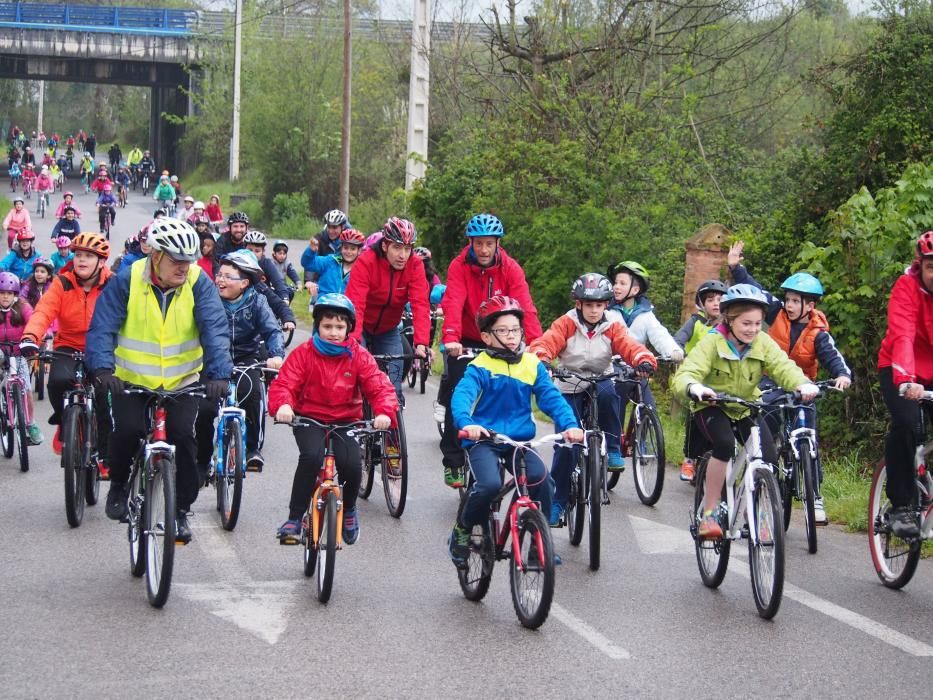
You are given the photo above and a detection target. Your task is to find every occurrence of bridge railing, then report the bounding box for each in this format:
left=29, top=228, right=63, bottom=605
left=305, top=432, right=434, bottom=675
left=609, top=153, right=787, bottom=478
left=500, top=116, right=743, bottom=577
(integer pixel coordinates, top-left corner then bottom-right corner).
left=0, top=2, right=198, bottom=35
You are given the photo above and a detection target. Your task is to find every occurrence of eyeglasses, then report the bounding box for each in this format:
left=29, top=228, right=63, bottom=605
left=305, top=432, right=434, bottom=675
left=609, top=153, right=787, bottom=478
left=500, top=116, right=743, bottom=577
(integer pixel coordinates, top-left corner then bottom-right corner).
left=215, top=273, right=244, bottom=282
left=490, top=327, right=522, bottom=337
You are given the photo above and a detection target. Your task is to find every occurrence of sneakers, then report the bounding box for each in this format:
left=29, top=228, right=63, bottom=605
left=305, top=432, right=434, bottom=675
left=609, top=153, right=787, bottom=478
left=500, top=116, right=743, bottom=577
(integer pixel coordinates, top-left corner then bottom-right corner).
left=697, top=510, right=723, bottom=539
left=246, top=450, right=264, bottom=472
left=98, top=461, right=110, bottom=481
left=680, top=459, right=696, bottom=483
left=889, top=507, right=920, bottom=540
left=433, top=401, right=446, bottom=423
left=343, top=507, right=360, bottom=545
left=27, top=423, right=43, bottom=446
left=105, top=482, right=128, bottom=521
left=175, top=511, right=192, bottom=544
left=448, top=522, right=471, bottom=565
left=51, top=426, right=62, bottom=455
left=813, top=497, right=828, bottom=525
left=277, top=518, right=302, bottom=544
left=549, top=502, right=565, bottom=527
left=607, top=452, right=626, bottom=472
left=444, top=466, right=464, bottom=489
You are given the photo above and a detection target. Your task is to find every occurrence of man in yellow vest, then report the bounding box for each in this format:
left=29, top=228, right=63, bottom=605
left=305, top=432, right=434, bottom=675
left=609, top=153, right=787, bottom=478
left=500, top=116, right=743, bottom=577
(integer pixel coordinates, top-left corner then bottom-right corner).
left=87, top=219, right=232, bottom=544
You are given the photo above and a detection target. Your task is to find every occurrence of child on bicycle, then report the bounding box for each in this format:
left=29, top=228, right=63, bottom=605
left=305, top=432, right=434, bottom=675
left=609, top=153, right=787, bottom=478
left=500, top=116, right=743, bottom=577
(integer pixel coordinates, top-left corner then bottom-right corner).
left=196, top=228, right=215, bottom=281
left=54, top=192, right=81, bottom=220
left=21, top=163, right=36, bottom=196
left=35, top=166, right=54, bottom=204
left=300, top=228, right=365, bottom=297
left=152, top=175, right=176, bottom=212
left=96, top=183, right=118, bottom=231
left=528, top=273, right=656, bottom=525
left=51, top=236, right=74, bottom=273
left=51, top=207, right=81, bottom=243
left=8, top=160, right=21, bottom=191
left=448, top=295, right=584, bottom=565
left=671, top=284, right=818, bottom=539
left=0, top=231, right=41, bottom=280
left=3, top=198, right=31, bottom=249
left=20, top=257, right=54, bottom=310
left=0, top=272, right=43, bottom=445
left=270, top=293, right=397, bottom=546
left=271, top=240, right=300, bottom=300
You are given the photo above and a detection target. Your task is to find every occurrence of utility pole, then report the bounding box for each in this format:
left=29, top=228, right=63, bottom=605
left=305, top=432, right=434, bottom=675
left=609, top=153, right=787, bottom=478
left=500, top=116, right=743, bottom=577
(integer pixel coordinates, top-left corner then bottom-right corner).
left=405, top=0, right=430, bottom=190
left=36, top=80, right=45, bottom=136
left=339, top=0, right=352, bottom=213
left=229, top=0, right=243, bottom=181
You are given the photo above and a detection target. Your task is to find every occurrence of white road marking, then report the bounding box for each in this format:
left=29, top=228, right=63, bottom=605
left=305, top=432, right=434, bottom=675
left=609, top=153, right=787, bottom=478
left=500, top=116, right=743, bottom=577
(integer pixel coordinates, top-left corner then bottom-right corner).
left=551, top=603, right=631, bottom=660
left=628, top=515, right=695, bottom=555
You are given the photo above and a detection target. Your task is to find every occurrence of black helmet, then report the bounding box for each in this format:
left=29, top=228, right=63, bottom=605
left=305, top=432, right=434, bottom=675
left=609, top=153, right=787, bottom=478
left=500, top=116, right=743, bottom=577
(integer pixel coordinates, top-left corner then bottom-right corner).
left=227, top=211, right=249, bottom=226
left=695, top=279, right=728, bottom=306
left=571, top=273, right=613, bottom=302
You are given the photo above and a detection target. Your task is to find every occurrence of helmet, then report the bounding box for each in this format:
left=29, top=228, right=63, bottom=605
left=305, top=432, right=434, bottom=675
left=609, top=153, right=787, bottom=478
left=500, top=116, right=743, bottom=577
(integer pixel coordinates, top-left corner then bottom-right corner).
left=55, top=236, right=72, bottom=248
left=70, top=232, right=111, bottom=259
left=382, top=217, right=417, bottom=245
left=13, top=197, right=23, bottom=205
left=465, top=213, right=504, bottom=238
left=17, top=230, right=35, bottom=242
left=780, top=272, right=824, bottom=299
left=719, top=283, right=770, bottom=312
left=364, top=232, right=383, bottom=249
left=414, top=246, right=432, bottom=260
left=103, top=183, right=112, bottom=192
left=476, top=295, right=524, bottom=332
left=220, top=249, right=261, bottom=281
left=272, top=239, right=288, bottom=252
left=147, top=219, right=199, bottom=262
left=917, top=231, right=933, bottom=258
left=571, top=273, right=613, bottom=301
left=32, top=257, right=54, bottom=274
left=183, top=195, right=194, bottom=204
left=170, top=175, right=178, bottom=183
left=0, top=272, right=21, bottom=293
left=695, top=279, right=728, bottom=306
left=194, top=215, right=210, bottom=226
left=323, top=209, right=348, bottom=226
left=243, top=230, right=267, bottom=246
left=607, top=260, right=650, bottom=293
left=339, top=228, right=365, bottom=246
left=227, top=211, right=249, bottom=226
left=63, top=191, right=73, bottom=198
left=193, top=200, right=205, bottom=210
left=313, top=292, right=356, bottom=332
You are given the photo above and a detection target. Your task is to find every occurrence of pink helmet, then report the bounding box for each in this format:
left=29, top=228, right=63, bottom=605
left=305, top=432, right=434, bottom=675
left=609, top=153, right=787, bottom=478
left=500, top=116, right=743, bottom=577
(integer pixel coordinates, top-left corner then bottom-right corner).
left=0, top=272, right=21, bottom=293
left=63, top=191, right=74, bottom=198
left=364, top=232, right=383, bottom=250
left=103, top=183, right=113, bottom=192
left=56, top=236, right=72, bottom=248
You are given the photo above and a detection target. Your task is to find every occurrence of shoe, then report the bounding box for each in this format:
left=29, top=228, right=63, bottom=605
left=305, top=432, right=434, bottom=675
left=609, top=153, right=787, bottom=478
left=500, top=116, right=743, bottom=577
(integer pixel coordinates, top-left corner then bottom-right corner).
left=385, top=446, right=401, bottom=476
left=105, top=482, right=128, bottom=521
left=448, top=522, right=470, bottom=565
left=175, top=511, right=192, bottom=544
left=246, top=450, right=264, bottom=472
left=433, top=401, right=446, bottom=423
left=277, top=518, right=302, bottom=545
left=51, top=426, right=62, bottom=455
left=549, top=502, right=565, bottom=528
left=444, top=466, right=464, bottom=489
left=697, top=510, right=723, bottom=540
left=98, top=461, right=110, bottom=481
left=889, top=507, right=920, bottom=540
left=813, top=497, right=828, bottom=525
left=27, top=424, right=43, bottom=446
left=680, top=459, right=696, bottom=483
left=607, top=451, right=625, bottom=470
left=343, top=508, right=360, bottom=545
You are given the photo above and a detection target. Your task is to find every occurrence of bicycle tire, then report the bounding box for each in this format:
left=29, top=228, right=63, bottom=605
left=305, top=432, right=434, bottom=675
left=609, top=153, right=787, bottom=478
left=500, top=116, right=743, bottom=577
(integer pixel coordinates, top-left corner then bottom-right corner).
left=35, top=358, right=45, bottom=400
left=3, top=392, right=19, bottom=457
left=567, top=452, right=585, bottom=546
left=779, top=453, right=793, bottom=532
left=419, top=361, right=429, bottom=395
left=317, top=490, right=338, bottom=603
left=587, top=432, right=602, bottom=571
left=13, top=383, right=28, bottom=472
left=748, top=467, right=785, bottom=619
left=282, top=325, right=294, bottom=349
left=145, top=455, right=176, bottom=608
left=85, top=404, right=100, bottom=506
left=382, top=409, right=408, bottom=518
left=455, top=493, right=494, bottom=601
left=358, top=404, right=375, bottom=499
left=217, top=421, right=244, bottom=531
left=303, top=509, right=316, bottom=577
left=509, top=508, right=555, bottom=629
left=128, top=460, right=145, bottom=577
left=632, top=407, right=665, bottom=505
left=407, top=361, right=417, bottom=389
left=800, top=450, right=818, bottom=554
left=867, top=463, right=920, bottom=589
left=62, top=405, right=86, bottom=527
left=693, top=455, right=730, bottom=588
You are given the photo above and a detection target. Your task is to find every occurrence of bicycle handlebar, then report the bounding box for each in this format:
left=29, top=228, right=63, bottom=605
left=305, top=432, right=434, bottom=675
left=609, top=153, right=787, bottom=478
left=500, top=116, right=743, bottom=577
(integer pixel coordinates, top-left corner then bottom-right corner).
left=457, top=429, right=571, bottom=449
left=276, top=415, right=386, bottom=435
left=123, top=384, right=206, bottom=401
left=233, top=361, right=280, bottom=375
left=38, top=349, right=86, bottom=363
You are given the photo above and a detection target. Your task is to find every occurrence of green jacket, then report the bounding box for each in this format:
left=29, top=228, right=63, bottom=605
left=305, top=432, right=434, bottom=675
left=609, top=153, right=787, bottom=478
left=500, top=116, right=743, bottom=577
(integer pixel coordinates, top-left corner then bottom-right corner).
left=671, top=328, right=808, bottom=420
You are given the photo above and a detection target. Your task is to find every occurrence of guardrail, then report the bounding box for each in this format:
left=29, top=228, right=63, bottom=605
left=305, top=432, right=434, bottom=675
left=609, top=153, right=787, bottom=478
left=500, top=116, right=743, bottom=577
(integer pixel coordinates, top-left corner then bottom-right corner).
left=0, top=2, right=197, bottom=35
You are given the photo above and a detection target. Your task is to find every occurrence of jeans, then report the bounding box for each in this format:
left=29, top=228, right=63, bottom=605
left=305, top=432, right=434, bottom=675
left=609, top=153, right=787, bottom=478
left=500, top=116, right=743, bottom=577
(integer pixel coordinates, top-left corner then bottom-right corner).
left=287, top=425, right=361, bottom=520
left=459, top=441, right=554, bottom=528
left=361, top=328, right=404, bottom=404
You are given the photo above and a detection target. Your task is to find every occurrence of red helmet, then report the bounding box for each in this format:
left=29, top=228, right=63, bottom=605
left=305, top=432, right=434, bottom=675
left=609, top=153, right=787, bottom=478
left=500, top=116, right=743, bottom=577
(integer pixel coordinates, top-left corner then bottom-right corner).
left=339, top=228, right=365, bottom=246
left=917, top=231, right=933, bottom=258
left=382, top=217, right=417, bottom=245
left=476, top=295, right=524, bottom=332
left=16, top=230, right=35, bottom=242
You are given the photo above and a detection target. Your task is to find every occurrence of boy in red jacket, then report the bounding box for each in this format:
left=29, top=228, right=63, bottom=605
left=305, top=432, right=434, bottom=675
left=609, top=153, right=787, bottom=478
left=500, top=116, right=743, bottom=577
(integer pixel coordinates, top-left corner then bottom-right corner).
left=269, top=293, right=397, bottom=546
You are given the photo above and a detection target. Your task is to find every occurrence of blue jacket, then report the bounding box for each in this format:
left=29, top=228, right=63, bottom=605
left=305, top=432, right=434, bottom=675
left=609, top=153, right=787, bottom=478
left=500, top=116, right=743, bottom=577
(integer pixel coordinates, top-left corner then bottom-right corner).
left=224, top=287, right=285, bottom=363
left=51, top=218, right=80, bottom=241
left=50, top=250, right=73, bottom=274
left=300, top=249, right=350, bottom=296
left=86, top=259, right=233, bottom=380
left=452, top=351, right=579, bottom=444
left=0, top=248, right=41, bottom=280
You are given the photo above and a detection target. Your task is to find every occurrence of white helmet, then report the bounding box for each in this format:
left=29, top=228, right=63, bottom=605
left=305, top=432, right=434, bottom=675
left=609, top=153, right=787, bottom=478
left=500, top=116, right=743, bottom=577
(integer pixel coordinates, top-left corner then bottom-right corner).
left=148, top=219, right=199, bottom=262
left=323, top=209, right=348, bottom=226
left=193, top=200, right=205, bottom=210
left=243, top=230, right=267, bottom=246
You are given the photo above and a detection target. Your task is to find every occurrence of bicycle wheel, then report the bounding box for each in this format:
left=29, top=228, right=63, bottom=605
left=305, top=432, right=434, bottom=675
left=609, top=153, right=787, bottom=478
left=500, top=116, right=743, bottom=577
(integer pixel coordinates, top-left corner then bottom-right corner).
left=217, top=421, right=244, bottom=531
left=62, top=405, right=86, bottom=527
left=317, top=490, right=338, bottom=603
left=1, top=392, right=13, bottom=459
left=748, top=467, right=785, bottom=619
left=13, top=384, right=28, bottom=472
left=800, top=450, right=818, bottom=554
left=868, top=463, right=920, bottom=589
left=144, top=455, right=176, bottom=608
left=35, top=358, right=45, bottom=401
left=382, top=409, right=408, bottom=518
left=567, top=452, right=586, bottom=546
left=693, top=455, right=730, bottom=588
left=419, top=361, right=429, bottom=395
left=632, top=408, right=665, bottom=505
left=128, top=460, right=145, bottom=577
left=359, top=405, right=375, bottom=499
left=85, top=405, right=100, bottom=506
left=779, top=455, right=793, bottom=532
left=302, top=508, right=316, bottom=577
left=407, top=360, right=417, bottom=388
left=456, top=495, right=494, bottom=601
left=282, top=325, right=294, bottom=349
left=587, top=432, right=603, bottom=571
left=509, top=508, right=555, bottom=629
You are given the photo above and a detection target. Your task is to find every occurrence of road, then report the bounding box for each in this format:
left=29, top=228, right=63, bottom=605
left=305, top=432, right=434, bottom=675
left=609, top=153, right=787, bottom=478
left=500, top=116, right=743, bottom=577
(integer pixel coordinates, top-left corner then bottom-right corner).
left=0, top=184, right=931, bottom=698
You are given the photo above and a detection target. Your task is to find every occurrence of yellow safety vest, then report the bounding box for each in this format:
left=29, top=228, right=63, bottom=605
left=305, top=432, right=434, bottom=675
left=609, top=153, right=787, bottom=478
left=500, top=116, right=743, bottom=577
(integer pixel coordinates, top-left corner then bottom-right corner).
left=114, top=259, right=203, bottom=390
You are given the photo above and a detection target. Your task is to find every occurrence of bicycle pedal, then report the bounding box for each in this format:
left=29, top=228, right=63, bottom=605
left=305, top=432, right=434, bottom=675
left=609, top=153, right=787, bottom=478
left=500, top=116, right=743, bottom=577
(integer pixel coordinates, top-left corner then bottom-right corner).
left=278, top=535, right=301, bottom=546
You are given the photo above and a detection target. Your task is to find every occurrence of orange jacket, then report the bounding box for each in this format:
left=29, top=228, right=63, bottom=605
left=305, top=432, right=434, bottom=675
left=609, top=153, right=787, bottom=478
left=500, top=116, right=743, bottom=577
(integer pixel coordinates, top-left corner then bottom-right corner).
left=22, top=263, right=113, bottom=350
left=767, top=308, right=828, bottom=380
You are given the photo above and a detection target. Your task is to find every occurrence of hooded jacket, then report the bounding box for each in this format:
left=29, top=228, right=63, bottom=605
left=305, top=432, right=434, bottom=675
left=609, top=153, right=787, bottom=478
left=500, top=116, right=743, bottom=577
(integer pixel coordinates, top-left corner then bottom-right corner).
left=223, top=287, right=285, bottom=363
left=878, top=262, right=933, bottom=385
left=23, top=263, right=112, bottom=350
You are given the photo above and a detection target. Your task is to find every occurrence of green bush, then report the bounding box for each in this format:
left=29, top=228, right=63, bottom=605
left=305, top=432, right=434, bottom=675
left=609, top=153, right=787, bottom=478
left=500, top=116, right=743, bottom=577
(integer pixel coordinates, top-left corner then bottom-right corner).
left=272, top=192, right=310, bottom=224
left=351, top=187, right=408, bottom=236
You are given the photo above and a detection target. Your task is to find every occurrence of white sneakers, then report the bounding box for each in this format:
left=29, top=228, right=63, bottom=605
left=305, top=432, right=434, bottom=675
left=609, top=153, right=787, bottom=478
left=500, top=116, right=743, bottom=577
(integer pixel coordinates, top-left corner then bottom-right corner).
left=814, top=497, right=828, bottom=525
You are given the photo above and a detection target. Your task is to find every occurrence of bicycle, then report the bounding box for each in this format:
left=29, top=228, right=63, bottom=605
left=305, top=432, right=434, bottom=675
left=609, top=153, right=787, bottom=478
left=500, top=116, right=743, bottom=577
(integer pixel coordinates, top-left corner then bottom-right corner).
left=32, top=333, right=53, bottom=401
left=40, top=349, right=101, bottom=527
left=98, top=206, right=114, bottom=240
left=357, top=353, right=410, bottom=517
left=868, top=388, right=933, bottom=589
left=36, top=189, right=51, bottom=218
left=141, top=171, right=151, bottom=197
left=689, top=394, right=786, bottom=619
left=404, top=310, right=439, bottom=395
left=607, top=359, right=666, bottom=505
left=211, top=373, right=248, bottom=531
left=22, top=176, right=33, bottom=199
left=118, top=183, right=127, bottom=208
left=0, top=342, right=33, bottom=473
left=433, top=347, right=481, bottom=440
left=455, top=430, right=567, bottom=629
left=9, top=173, right=19, bottom=192
left=124, top=384, right=205, bottom=608
left=81, top=171, right=91, bottom=194
left=280, top=318, right=294, bottom=349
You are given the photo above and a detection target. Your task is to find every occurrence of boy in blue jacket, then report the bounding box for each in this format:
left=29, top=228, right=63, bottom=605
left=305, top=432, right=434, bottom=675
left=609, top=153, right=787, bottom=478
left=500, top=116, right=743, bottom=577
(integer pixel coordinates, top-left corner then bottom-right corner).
left=448, top=295, right=583, bottom=565
left=301, top=228, right=365, bottom=298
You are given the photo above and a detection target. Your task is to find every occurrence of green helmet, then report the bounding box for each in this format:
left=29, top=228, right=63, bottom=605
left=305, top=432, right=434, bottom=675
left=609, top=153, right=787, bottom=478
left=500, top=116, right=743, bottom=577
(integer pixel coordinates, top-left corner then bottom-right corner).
left=607, top=260, right=650, bottom=294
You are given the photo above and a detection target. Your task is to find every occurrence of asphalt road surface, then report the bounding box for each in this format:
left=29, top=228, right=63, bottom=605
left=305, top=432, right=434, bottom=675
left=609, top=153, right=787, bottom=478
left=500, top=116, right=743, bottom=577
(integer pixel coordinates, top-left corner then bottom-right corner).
left=0, top=184, right=930, bottom=698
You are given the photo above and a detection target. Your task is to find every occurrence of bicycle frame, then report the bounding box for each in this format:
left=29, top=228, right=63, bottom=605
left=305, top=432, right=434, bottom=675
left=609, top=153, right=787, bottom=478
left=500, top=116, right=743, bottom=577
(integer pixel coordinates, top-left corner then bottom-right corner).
left=213, top=385, right=246, bottom=480
left=719, top=425, right=772, bottom=546
left=310, top=450, right=344, bottom=547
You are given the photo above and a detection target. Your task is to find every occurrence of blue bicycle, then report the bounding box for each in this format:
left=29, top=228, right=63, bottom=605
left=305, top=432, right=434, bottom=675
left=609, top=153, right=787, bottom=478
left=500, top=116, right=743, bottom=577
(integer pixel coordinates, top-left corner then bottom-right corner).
left=213, top=372, right=249, bottom=531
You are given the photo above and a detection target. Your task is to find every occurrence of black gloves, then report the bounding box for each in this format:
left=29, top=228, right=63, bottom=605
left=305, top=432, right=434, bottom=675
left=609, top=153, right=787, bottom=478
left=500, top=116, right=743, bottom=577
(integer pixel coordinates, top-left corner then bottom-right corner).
left=95, top=370, right=124, bottom=395
left=205, top=379, right=229, bottom=404
left=635, top=361, right=655, bottom=377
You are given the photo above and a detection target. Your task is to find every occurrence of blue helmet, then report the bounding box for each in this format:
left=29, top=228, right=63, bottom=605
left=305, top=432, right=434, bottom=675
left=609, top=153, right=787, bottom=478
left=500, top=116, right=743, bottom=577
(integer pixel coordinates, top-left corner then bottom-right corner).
left=465, top=213, right=504, bottom=238
left=780, top=272, right=824, bottom=299
left=719, top=283, right=770, bottom=311
left=313, top=292, right=357, bottom=332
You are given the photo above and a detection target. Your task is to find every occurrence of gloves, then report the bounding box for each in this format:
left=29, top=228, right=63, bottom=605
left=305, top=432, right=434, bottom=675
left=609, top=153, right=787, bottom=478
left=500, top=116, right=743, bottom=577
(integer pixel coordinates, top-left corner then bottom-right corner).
left=689, top=383, right=714, bottom=401
left=18, top=339, right=39, bottom=358
left=205, top=379, right=229, bottom=404
left=669, top=348, right=685, bottom=363
left=635, top=361, right=655, bottom=377
left=95, top=370, right=124, bottom=396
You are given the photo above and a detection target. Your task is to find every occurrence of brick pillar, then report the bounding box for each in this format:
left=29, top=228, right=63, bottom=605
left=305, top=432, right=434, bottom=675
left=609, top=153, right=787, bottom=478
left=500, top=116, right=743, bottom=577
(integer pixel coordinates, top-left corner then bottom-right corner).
left=681, top=223, right=731, bottom=323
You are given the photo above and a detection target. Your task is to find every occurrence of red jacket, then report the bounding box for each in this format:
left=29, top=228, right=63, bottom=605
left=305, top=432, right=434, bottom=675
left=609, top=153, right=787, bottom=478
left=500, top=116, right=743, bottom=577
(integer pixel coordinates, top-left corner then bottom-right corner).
left=441, top=245, right=542, bottom=345
left=344, top=247, right=431, bottom=345
left=197, top=256, right=214, bottom=281
left=268, top=338, right=399, bottom=425
left=878, top=264, right=933, bottom=385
